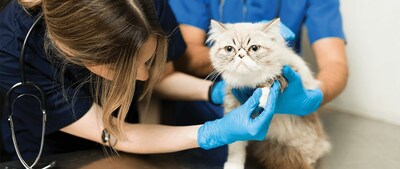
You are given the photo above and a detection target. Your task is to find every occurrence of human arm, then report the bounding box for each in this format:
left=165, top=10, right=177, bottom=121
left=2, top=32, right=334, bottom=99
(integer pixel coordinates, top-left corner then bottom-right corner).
left=174, top=24, right=213, bottom=78
left=154, top=62, right=211, bottom=101
left=306, top=0, right=348, bottom=104
left=270, top=38, right=347, bottom=115
left=60, top=64, right=206, bottom=153
left=155, top=61, right=227, bottom=105
left=61, top=84, right=280, bottom=152
left=167, top=0, right=213, bottom=78
left=312, top=38, right=348, bottom=104
left=61, top=103, right=200, bottom=154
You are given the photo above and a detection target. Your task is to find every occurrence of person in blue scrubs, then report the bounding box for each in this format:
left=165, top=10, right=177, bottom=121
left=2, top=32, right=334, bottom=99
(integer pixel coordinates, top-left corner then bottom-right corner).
left=0, top=0, right=281, bottom=163
left=168, top=0, right=349, bottom=165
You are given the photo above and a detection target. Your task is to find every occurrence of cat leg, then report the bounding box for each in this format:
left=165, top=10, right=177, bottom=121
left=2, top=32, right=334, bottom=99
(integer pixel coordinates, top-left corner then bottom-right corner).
left=224, top=141, right=248, bottom=169
left=224, top=86, right=248, bottom=169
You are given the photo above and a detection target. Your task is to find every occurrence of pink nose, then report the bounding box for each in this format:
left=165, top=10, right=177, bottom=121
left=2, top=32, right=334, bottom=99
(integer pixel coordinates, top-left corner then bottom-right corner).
left=237, top=48, right=247, bottom=58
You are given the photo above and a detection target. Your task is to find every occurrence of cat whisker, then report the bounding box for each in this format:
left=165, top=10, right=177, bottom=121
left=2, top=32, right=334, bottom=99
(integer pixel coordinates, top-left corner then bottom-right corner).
left=206, top=66, right=230, bottom=84
left=211, top=66, right=231, bottom=83
left=205, top=69, right=219, bottom=81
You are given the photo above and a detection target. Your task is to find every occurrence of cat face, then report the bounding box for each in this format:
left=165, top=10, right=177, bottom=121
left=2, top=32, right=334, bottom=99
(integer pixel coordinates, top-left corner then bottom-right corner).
left=208, top=20, right=287, bottom=88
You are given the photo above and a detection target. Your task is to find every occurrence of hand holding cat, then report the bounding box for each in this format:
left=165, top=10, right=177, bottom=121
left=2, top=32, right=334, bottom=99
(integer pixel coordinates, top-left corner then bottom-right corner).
left=209, top=80, right=255, bottom=105
left=276, top=65, right=323, bottom=116
left=231, top=65, right=323, bottom=116
left=198, top=82, right=280, bottom=150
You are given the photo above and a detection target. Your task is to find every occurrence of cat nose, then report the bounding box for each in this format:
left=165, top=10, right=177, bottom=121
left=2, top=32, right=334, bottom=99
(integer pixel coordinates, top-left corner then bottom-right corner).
left=237, top=49, right=246, bottom=58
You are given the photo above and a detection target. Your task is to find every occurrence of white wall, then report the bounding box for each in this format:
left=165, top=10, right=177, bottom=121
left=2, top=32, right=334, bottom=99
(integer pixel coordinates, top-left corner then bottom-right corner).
left=303, top=0, right=400, bottom=125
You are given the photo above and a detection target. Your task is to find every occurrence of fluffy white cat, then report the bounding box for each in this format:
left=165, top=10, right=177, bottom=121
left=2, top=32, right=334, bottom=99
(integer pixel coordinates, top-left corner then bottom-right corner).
left=207, top=19, right=330, bottom=169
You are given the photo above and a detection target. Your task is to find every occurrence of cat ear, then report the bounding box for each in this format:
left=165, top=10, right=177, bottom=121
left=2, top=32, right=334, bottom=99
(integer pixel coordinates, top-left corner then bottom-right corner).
left=210, top=20, right=227, bottom=33
left=262, top=18, right=284, bottom=42
left=262, top=18, right=281, bottom=34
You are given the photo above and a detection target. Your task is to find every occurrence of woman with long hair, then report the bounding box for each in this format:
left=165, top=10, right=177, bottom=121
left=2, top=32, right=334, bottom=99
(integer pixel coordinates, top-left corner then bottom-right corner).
left=0, top=0, right=279, bottom=162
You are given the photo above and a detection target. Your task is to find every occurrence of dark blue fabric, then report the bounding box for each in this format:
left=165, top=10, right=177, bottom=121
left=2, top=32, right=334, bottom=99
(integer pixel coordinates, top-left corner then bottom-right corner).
left=0, top=0, right=95, bottom=160
left=168, top=0, right=345, bottom=165
left=0, top=0, right=185, bottom=160
left=154, top=0, right=186, bottom=61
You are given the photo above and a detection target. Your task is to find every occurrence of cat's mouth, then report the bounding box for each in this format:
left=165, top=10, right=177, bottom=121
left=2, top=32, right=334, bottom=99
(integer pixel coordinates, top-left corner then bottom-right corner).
left=236, top=62, right=248, bottom=69
left=231, top=57, right=257, bottom=72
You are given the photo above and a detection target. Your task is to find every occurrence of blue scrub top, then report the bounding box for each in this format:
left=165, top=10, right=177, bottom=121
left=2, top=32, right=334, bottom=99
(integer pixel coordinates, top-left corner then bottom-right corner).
left=0, top=0, right=185, bottom=160
left=169, top=0, right=345, bottom=53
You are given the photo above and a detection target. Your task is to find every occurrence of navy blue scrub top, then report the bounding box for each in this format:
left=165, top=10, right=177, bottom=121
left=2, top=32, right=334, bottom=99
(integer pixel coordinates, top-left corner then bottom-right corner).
left=0, top=0, right=185, bottom=160
left=169, top=0, right=345, bottom=53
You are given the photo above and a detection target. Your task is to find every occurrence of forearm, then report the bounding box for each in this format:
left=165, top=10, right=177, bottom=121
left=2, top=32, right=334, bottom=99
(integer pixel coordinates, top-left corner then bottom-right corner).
left=62, top=104, right=202, bottom=154
left=316, top=61, right=348, bottom=104
left=174, top=24, right=213, bottom=78
left=318, top=67, right=348, bottom=105
left=312, top=38, right=348, bottom=104
left=174, top=44, right=213, bottom=78
left=155, top=71, right=211, bottom=101
left=116, top=124, right=200, bottom=154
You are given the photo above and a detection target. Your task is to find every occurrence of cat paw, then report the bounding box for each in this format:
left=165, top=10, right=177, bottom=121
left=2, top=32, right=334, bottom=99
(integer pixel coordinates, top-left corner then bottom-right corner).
left=224, top=162, right=245, bottom=169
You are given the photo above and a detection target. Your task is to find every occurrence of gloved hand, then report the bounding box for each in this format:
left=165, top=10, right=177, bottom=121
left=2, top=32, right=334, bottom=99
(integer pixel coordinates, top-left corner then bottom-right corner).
left=231, top=65, right=323, bottom=116
left=208, top=80, right=226, bottom=105
left=209, top=80, right=255, bottom=105
left=198, top=82, right=280, bottom=150
left=275, top=65, right=323, bottom=116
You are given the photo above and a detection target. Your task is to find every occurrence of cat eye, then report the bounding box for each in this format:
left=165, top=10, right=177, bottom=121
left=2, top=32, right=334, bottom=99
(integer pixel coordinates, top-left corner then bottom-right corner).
left=225, top=46, right=235, bottom=53
left=249, top=45, right=259, bottom=52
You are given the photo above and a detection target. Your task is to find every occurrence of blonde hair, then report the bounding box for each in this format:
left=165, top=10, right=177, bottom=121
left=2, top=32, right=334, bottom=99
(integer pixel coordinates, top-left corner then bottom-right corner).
left=20, top=0, right=167, bottom=138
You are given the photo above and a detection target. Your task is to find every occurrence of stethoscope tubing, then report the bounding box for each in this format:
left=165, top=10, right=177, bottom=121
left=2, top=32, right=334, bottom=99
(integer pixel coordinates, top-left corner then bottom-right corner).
left=5, top=13, right=49, bottom=169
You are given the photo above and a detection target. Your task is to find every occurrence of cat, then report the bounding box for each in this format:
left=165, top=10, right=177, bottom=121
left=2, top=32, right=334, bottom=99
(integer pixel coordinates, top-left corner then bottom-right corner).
left=207, top=19, right=331, bottom=169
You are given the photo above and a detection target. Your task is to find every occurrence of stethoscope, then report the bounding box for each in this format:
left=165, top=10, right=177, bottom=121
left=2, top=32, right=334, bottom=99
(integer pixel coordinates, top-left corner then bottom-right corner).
left=218, top=0, right=282, bottom=22
left=4, top=13, right=56, bottom=169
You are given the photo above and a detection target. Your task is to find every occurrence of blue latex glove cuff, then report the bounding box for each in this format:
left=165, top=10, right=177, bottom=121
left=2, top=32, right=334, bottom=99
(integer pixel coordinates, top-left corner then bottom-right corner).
left=208, top=81, right=226, bottom=105
left=198, top=119, right=226, bottom=150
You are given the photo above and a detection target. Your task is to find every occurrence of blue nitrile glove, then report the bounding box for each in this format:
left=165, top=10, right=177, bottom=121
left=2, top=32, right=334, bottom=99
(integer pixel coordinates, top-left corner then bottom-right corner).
left=208, top=80, right=226, bottom=105
left=260, top=20, right=295, bottom=42
left=198, top=82, right=280, bottom=150
left=275, top=65, right=323, bottom=116
left=231, top=65, right=323, bottom=116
